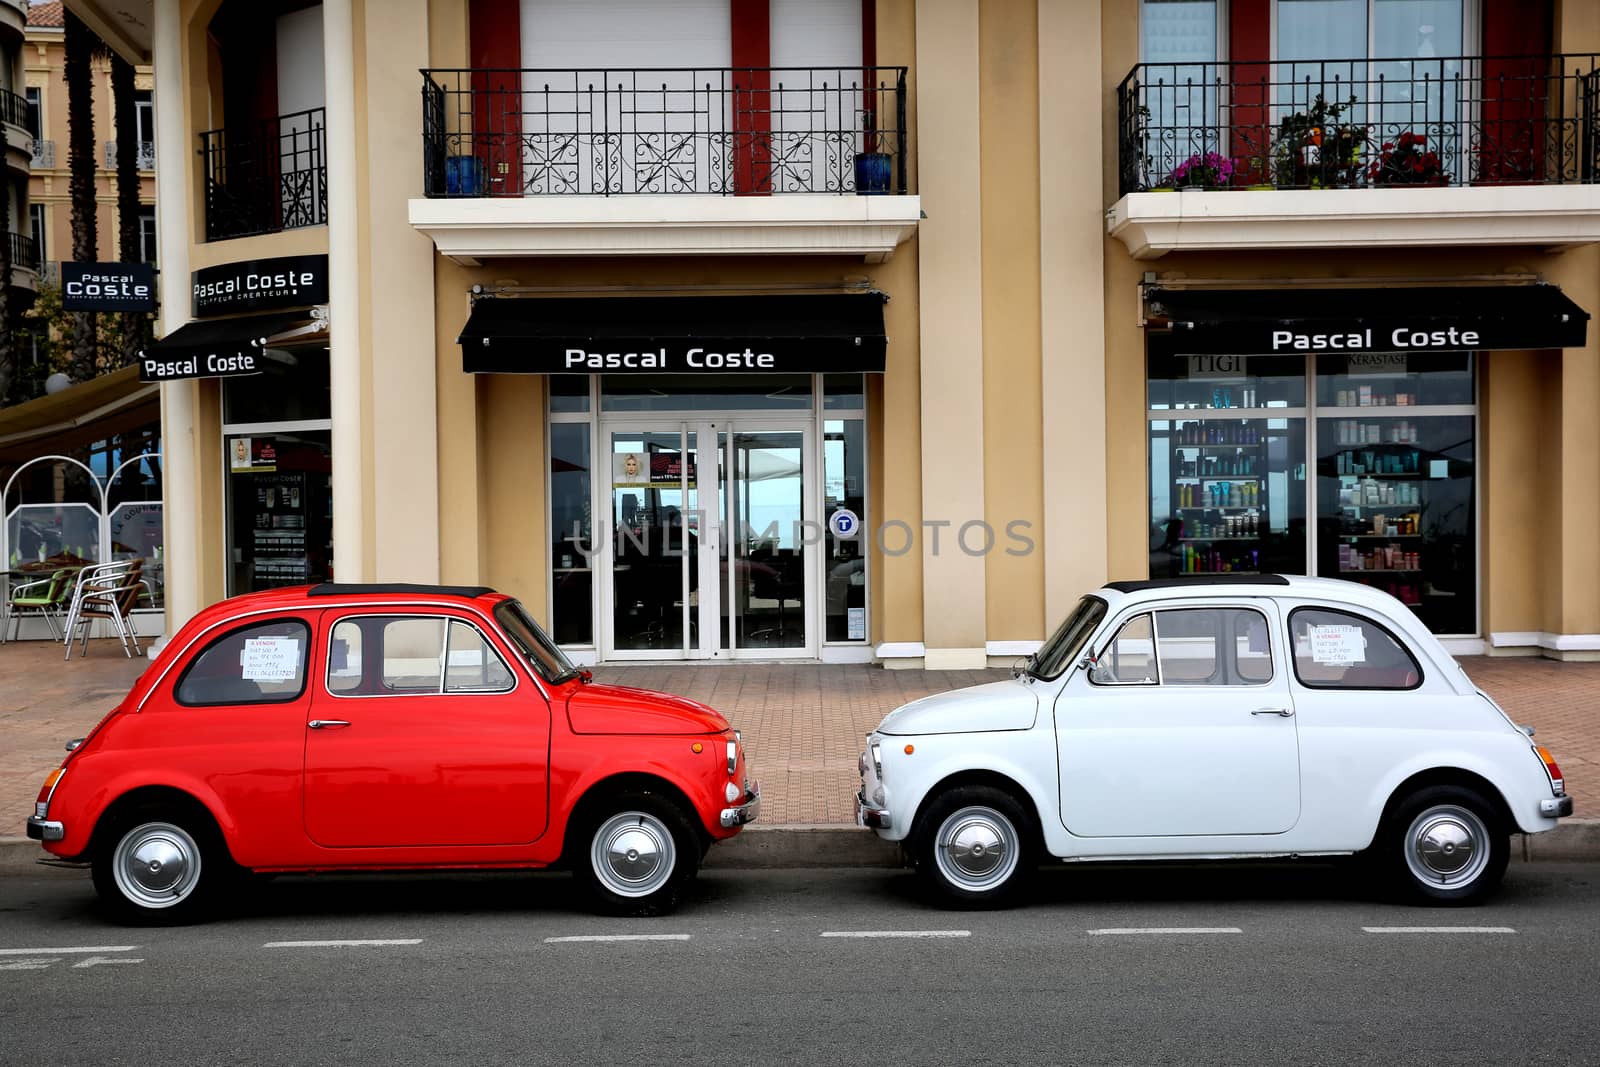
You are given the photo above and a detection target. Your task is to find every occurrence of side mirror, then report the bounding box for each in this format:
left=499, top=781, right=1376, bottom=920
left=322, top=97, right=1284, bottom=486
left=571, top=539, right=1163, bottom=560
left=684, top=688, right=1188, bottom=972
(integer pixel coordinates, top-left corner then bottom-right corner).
left=579, top=669, right=593, bottom=685
left=1078, top=653, right=1099, bottom=672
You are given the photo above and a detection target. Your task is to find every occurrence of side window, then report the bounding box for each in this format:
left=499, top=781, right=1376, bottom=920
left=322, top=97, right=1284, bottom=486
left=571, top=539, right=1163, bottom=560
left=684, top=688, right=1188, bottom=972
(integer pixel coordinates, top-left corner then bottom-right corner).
left=1089, top=614, right=1158, bottom=685
left=445, top=621, right=515, bottom=692
left=1289, top=607, right=1423, bottom=690
left=175, top=619, right=311, bottom=706
left=1153, top=608, right=1274, bottom=686
left=326, top=616, right=514, bottom=696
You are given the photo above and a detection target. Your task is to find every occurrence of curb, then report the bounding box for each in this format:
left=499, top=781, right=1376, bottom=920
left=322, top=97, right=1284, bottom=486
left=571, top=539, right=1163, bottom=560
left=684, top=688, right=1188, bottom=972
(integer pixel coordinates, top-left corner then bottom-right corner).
left=6, top=819, right=1597, bottom=871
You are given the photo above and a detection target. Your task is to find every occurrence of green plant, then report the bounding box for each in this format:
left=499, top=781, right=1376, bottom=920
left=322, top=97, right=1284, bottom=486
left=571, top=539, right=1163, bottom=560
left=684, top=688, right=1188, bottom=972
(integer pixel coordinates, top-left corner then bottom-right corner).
left=1273, top=94, right=1369, bottom=188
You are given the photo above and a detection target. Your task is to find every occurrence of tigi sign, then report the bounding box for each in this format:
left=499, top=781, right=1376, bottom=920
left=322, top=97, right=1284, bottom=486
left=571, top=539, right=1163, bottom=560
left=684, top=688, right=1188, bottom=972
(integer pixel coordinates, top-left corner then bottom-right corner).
left=193, top=254, right=328, bottom=317
left=1186, top=355, right=1247, bottom=380
left=61, top=262, right=156, bottom=312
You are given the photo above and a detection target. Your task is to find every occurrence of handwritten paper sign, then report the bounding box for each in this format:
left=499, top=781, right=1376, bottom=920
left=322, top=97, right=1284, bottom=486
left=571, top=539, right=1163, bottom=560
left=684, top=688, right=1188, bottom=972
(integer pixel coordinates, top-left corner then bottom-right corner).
left=1308, top=624, right=1366, bottom=666
left=239, top=637, right=300, bottom=682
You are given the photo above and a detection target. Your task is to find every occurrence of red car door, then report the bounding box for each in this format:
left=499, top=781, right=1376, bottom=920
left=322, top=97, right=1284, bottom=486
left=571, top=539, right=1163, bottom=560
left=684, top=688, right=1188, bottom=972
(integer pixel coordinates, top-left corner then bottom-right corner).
left=302, top=610, right=552, bottom=849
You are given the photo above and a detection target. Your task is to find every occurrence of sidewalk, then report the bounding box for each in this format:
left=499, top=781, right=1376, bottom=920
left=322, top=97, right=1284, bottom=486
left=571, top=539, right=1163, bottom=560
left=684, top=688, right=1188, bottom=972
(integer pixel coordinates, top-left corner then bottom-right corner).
left=1, top=638, right=1594, bottom=838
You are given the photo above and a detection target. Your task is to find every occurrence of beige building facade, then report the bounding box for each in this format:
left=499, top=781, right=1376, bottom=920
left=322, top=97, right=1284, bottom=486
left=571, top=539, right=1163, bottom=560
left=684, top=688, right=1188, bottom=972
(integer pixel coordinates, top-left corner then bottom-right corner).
left=79, top=0, right=1600, bottom=666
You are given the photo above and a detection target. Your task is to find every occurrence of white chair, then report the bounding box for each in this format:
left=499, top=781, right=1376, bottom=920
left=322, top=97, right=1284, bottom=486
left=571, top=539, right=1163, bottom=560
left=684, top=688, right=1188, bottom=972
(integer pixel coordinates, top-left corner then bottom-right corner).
left=61, top=560, right=146, bottom=659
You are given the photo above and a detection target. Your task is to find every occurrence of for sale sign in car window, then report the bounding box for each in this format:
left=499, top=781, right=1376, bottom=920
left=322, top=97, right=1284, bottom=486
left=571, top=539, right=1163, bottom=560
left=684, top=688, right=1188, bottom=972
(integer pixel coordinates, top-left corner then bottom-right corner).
left=240, top=637, right=301, bottom=682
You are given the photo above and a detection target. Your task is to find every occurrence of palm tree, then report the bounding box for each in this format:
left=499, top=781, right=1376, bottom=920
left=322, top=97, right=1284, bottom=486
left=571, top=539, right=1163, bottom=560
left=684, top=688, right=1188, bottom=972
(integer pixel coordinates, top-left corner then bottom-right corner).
left=110, top=53, right=150, bottom=365
left=65, top=11, right=100, bottom=381
left=0, top=210, right=13, bottom=404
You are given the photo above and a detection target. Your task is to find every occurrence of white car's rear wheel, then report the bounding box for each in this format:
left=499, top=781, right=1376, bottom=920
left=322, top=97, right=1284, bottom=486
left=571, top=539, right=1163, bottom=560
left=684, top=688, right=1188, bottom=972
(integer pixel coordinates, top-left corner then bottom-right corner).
left=1381, top=785, right=1509, bottom=905
left=915, top=786, right=1033, bottom=909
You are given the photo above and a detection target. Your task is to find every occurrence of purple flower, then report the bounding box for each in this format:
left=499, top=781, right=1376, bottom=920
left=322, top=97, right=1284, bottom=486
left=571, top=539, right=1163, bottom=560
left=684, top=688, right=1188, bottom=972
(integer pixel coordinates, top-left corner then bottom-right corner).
left=1168, top=152, right=1235, bottom=189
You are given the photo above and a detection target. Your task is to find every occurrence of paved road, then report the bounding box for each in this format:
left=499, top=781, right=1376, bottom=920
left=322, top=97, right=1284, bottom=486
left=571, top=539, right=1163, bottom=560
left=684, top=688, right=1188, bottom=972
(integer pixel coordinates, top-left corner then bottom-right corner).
left=2, top=862, right=1597, bottom=1066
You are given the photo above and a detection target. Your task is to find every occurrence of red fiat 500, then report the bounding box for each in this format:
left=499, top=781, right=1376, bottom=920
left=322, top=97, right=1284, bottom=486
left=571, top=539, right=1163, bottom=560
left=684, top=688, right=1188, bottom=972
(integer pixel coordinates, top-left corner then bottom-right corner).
left=26, top=583, right=759, bottom=923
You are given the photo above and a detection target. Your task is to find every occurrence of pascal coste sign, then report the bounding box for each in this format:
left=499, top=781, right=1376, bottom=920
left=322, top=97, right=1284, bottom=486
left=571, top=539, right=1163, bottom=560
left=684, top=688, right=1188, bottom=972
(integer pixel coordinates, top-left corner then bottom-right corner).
left=193, top=253, right=328, bottom=317
left=61, top=262, right=157, bottom=312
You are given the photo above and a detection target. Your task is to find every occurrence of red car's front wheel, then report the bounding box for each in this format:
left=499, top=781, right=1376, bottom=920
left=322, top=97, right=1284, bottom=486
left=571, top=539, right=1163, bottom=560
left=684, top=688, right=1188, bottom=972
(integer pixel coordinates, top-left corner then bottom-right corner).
left=575, top=792, right=699, bottom=917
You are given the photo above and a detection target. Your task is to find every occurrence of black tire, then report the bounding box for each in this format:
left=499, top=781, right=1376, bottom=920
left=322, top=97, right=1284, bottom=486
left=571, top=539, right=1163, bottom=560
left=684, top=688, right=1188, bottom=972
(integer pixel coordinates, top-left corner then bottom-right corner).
left=572, top=791, right=700, bottom=917
left=91, top=802, right=235, bottom=926
left=913, top=785, right=1035, bottom=909
left=1377, top=784, right=1510, bottom=906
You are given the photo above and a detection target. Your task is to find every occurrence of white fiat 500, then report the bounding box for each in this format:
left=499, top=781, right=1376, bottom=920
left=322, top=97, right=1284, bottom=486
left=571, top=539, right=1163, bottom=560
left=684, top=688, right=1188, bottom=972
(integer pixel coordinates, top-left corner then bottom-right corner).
left=857, top=575, right=1573, bottom=907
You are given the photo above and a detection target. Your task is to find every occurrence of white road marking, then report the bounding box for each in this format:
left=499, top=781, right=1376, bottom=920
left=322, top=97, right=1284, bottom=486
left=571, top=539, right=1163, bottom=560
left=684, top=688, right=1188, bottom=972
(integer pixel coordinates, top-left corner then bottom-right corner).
left=73, top=955, right=145, bottom=969
left=1361, top=926, right=1516, bottom=934
left=0, top=946, right=138, bottom=956
left=543, top=934, right=693, bottom=943
left=0, top=959, right=60, bottom=971
left=1087, top=927, right=1243, bottom=936
left=819, top=930, right=972, bottom=939
left=261, top=939, right=424, bottom=948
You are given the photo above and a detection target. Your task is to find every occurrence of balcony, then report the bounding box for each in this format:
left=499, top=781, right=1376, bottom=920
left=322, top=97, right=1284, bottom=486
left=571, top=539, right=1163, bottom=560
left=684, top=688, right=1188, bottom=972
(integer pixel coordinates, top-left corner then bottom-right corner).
left=201, top=108, right=327, bottom=242
left=2, top=87, right=34, bottom=178
left=106, top=140, right=155, bottom=171
left=408, top=67, right=920, bottom=263
left=6, top=231, right=40, bottom=292
left=1108, top=54, right=1600, bottom=259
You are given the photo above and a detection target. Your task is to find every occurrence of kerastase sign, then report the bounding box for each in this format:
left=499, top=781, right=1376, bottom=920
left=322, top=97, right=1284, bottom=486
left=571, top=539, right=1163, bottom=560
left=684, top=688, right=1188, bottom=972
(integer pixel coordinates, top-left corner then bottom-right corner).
left=193, top=254, right=328, bottom=317
left=61, top=262, right=157, bottom=312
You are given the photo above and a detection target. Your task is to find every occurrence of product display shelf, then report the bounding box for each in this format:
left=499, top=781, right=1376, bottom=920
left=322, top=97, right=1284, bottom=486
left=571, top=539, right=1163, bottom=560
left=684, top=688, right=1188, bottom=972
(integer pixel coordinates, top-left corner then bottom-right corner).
left=1169, top=413, right=1272, bottom=577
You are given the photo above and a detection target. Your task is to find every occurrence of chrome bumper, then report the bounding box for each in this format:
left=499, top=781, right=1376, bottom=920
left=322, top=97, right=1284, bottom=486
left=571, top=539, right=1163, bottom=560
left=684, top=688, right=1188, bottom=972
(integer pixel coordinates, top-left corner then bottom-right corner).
left=855, top=791, right=891, bottom=831
left=720, top=781, right=761, bottom=828
left=1540, top=795, right=1574, bottom=818
left=25, top=816, right=64, bottom=842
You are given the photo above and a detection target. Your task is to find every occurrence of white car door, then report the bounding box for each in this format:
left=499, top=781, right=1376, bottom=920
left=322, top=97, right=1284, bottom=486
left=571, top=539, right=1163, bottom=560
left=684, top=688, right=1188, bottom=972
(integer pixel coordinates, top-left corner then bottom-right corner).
left=1055, top=600, right=1302, bottom=838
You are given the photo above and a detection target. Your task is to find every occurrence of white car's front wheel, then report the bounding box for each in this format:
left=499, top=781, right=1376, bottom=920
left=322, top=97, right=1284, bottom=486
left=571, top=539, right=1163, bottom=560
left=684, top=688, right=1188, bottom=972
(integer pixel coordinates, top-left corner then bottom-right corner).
left=914, top=786, right=1033, bottom=909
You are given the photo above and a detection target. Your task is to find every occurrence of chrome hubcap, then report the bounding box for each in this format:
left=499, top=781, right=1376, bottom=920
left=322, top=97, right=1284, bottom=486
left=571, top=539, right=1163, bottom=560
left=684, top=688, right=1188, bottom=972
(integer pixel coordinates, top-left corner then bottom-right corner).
left=590, top=811, right=676, bottom=899
left=933, top=806, right=1020, bottom=893
left=111, top=822, right=202, bottom=909
left=1405, top=804, right=1490, bottom=887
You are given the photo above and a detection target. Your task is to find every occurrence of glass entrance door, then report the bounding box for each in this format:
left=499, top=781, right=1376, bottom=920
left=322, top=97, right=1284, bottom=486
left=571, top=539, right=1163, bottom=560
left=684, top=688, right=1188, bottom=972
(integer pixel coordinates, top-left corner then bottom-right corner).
left=722, top=429, right=811, bottom=656
left=599, top=419, right=814, bottom=660
left=606, top=427, right=701, bottom=657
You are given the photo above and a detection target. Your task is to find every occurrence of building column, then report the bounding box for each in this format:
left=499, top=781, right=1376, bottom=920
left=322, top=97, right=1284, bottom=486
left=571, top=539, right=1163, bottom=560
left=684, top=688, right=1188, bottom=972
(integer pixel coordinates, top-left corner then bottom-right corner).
left=362, top=0, right=441, bottom=583
left=323, top=0, right=368, bottom=582
left=1039, top=0, right=1109, bottom=620
left=152, top=0, right=197, bottom=640
left=914, top=0, right=986, bottom=669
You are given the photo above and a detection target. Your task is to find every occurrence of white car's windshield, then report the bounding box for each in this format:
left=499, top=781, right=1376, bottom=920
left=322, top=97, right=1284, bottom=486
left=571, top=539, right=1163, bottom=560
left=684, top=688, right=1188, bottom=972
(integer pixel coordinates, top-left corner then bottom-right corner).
left=1029, top=596, right=1107, bottom=679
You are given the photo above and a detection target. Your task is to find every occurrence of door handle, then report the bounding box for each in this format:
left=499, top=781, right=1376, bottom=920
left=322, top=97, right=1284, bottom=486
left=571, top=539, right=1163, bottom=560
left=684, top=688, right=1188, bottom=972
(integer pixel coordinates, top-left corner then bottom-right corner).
left=308, top=719, right=351, bottom=730
left=1250, top=707, right=1294, bottom=717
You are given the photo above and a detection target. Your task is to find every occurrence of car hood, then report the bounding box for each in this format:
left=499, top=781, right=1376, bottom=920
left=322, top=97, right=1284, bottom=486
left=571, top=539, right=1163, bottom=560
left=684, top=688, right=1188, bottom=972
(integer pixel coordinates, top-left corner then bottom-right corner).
left=875, top=678, right=1039, bottom=736
left=565, top=682, right=731, bottom=735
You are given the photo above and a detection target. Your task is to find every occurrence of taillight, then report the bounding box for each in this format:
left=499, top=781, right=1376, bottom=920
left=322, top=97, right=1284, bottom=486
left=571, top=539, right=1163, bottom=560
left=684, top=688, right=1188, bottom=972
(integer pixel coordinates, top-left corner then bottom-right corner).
left=1535, top=746, right=1565, bottom=795
left=34, top=766, right=66, bottom=819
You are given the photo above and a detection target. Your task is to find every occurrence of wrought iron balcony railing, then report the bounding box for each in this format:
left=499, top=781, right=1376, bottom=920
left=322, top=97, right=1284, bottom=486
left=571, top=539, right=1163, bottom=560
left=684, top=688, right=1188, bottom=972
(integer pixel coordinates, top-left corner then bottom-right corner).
left=1118, top=53, right=1600, bottom=196
left=106, top=140, right=156, bottom=171
left=31, top=139, right=54, bottom=168
left=420, top=67, right=909, bottom=197
left=200, top=107, right=327, bottom=241
left=1, top=87, right=36, bottom=137
left=5, top=231, right=40, bottom=273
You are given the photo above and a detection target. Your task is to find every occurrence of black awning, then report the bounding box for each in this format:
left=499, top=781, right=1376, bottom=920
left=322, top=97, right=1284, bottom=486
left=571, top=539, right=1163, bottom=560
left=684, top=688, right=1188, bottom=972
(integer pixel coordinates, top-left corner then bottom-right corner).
left=1147, top=285, right=1590, bottom=355
left=139, top=311, right=312, bottom=382
left=457, top=292, right=888, bottom=374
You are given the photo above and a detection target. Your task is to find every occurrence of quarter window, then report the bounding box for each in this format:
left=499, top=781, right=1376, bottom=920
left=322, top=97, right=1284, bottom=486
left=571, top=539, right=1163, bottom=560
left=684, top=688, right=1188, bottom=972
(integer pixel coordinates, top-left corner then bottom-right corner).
left=327, top=616, right=514, bottom=696
left=1288, top=607, right=1422, bottom=689
left=175, top=619, right=311, bottom=706
left=1089, top=614, right=1158, bottom=685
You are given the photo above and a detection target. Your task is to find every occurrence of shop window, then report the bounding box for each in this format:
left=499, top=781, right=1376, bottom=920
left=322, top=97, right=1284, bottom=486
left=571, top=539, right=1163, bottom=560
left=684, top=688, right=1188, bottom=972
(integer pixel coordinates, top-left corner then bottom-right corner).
left=1147, top=348, right=1309, bottom=580
left=549, top=422, right=593, bottom=645
left=824, top=418, right=866, bottom=642
left=224, top=430, right=333, bottom=596
left=549, top=374, right=590, bottom=413
left=223, top=347, right=332, bottom=424
left=600, top=374, right=814, bottom=412
left=176, top=619, right=310, bottom=706
left=1146, top=343, right=1479, bottom=636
